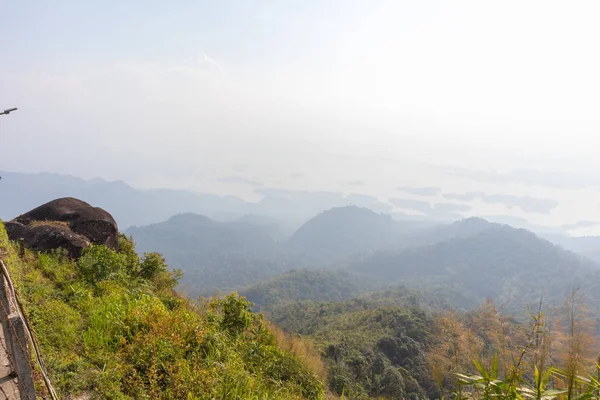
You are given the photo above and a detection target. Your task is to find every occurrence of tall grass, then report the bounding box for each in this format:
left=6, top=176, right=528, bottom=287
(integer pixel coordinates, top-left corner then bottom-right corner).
left=268, top=322, right=328, bottom=382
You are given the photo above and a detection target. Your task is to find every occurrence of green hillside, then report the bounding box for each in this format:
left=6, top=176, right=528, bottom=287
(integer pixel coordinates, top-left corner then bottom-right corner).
left=241, top=269, right=380, bottom=310
left=348, top=223, right=600, bottom=312
left=263, top=285, right=600, bottom=400
left=286, top=206, right=410, bottom=265
left=265, top=289, right=440, bottom=400
left=0, top=222, right=324, bottom=399
left=126, top=213, right=289, bottom=297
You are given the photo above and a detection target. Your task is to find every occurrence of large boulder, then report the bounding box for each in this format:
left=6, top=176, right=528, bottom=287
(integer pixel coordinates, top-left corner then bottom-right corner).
left=5, top=197, right=118, bottom=257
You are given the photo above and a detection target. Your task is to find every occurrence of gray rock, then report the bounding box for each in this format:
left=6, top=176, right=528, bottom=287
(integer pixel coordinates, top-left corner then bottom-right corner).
left=6, top=198, right=118, bottom=257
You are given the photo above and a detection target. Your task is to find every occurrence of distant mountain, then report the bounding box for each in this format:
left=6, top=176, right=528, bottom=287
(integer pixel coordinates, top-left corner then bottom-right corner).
left=124, top=207, right=444, bottom=297
left=126, top=213, right=289, bottom=296
left=542, top=233, right=600, bottom=263
left=0, top=171, right=247, bottom=229
left=401, top=217, right=496, bottom=248
left=241, top=269, right=379, bottom=310
left=287, top=206, right=424, bottom=265
left=1, top=171, right=404, bottom=233
left=347, top=220, right=600, bottom=311
left=286, top=209, right=495, bottom=267
left=230, top=214, right=293, bottom=241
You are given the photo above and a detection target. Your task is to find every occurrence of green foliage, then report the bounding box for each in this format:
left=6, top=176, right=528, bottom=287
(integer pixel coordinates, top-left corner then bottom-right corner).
left=242, top=269, right=378, bottom=311
left=78, top=245, right=130, bottom=284
left=34, top=298, right=82, bottom=352
left=0, top=222, right=324, bottom=399
left=139, top=252, right=182, bottom=292
left=268, top=290, right=439, bottom=399
left=138, top=252, right=165, bottom=279
left=217, top=293, right=255, bottom=336
left=380, top=366, right=405, bottom=398
left=117, top=234, right=141, bottom=276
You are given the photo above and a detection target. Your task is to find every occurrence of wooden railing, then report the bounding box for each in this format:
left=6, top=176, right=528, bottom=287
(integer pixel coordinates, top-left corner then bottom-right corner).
left=0, top=257, right=58, bottom=400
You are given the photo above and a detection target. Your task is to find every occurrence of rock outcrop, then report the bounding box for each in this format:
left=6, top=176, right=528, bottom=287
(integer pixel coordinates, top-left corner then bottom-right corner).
left=5, top=198, right=118, bottom=257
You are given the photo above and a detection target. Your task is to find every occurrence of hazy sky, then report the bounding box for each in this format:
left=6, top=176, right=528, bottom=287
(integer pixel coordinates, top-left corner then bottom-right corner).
left=2, top=1, right=600, bottom=233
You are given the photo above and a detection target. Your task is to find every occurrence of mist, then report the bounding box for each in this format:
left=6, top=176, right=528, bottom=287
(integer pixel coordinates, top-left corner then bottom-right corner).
left=2, top=0, right=600, bottom=233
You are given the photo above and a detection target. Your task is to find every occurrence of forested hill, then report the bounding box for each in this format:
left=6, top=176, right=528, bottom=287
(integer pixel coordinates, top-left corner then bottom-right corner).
left=241, top=269, right=379, bottom=309
left=126, top=206, right=419, bottom=295
left=286, top=206, right=423, bottom=265
left=542, top=233, right=600, bottom=264
left=126, top=213, right=289, bottom=296
left=401, top=216, right=498, bottom=248
left=126, top=208, right=600, bottom=310
left=266, top=288, right=440, bottom=399
left=128, top=212, right=279, bottom=256
left=348, top=222, right=600, bottom=311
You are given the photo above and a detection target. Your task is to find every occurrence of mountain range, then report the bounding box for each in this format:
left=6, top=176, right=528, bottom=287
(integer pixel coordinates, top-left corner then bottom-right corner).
left=4, top=170, right=600, bottom=311
left=0, top=170, right=395, bottom=232
left=126, top=205, right=600, bottom=312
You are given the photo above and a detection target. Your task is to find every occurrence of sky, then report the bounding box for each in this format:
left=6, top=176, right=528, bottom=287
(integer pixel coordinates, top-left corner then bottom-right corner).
left=2, top=0, right=600, bottom=233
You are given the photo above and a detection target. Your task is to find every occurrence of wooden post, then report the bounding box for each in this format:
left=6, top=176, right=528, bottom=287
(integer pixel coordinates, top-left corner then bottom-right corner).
left=0, top=275, right=36, bottom=399
left=7, top=313, right=36, bottom=399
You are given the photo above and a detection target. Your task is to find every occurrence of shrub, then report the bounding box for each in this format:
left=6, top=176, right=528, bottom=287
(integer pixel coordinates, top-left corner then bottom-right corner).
left=139, top=252, right=165, bottom=280
left=117, top=234, right=140, bottom=276
left=217, top=293, right=255, bottom=336
left=78, top=245, right=128, bottom=284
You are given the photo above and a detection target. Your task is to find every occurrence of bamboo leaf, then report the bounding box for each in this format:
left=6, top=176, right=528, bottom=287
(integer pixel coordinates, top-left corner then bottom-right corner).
left=472, top=359, right=489, bottom=380
left=492, top=353, right=499, bottom=379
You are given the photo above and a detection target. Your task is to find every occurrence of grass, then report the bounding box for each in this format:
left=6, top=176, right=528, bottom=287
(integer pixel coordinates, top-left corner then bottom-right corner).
left=268, top=323, right=328, bottom=382
left=28, top=220, right=70, bottom=228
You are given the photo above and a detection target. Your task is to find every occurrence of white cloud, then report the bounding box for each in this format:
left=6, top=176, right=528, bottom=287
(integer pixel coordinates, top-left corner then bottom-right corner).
left=197, top=53, right=225, bottom=77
